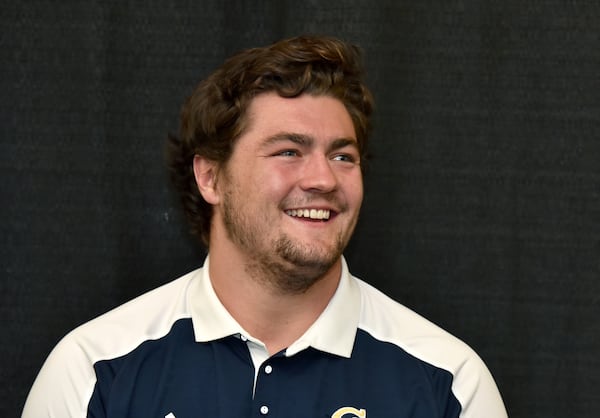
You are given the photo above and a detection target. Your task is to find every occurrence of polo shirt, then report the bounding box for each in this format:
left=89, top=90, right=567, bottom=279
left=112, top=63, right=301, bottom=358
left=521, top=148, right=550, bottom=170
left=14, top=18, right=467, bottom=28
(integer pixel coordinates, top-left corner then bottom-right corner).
left=22, top=257, right=507, bottom=418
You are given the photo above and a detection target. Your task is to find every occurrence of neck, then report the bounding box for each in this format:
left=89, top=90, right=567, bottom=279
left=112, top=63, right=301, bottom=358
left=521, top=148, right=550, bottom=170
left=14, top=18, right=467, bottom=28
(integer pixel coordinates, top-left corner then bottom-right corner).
left=207, top=235, right=342, bottom=355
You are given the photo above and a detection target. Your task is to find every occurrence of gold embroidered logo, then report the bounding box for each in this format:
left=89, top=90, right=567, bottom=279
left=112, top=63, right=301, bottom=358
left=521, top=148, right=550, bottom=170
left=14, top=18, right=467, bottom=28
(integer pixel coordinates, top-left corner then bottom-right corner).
left=331, top=406, right=367, bottom=418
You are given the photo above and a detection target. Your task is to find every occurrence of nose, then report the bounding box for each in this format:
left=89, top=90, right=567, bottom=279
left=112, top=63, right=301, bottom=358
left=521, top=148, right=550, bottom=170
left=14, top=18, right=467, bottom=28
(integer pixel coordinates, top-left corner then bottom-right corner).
left=298, top=154, right=338, bottom=193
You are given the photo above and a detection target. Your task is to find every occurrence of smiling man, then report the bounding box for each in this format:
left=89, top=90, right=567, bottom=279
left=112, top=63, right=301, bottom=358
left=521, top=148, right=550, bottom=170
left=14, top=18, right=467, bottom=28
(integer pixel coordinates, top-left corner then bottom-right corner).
left=23, top=36, right=507, bottom=418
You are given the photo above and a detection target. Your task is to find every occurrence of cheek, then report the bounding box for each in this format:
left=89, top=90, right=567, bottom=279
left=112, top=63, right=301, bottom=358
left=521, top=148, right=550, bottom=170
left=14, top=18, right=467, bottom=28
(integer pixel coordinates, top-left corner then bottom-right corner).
left=231, top=161, right=287, bottom=194
left=260, top=167, right=297, bottom=196
left=345, top=173, right=364, bottom=204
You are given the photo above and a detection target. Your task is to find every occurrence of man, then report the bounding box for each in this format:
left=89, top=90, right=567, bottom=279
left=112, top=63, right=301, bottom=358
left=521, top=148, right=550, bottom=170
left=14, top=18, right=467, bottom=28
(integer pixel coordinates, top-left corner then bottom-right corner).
left=23, top=35, right=507, bottom=418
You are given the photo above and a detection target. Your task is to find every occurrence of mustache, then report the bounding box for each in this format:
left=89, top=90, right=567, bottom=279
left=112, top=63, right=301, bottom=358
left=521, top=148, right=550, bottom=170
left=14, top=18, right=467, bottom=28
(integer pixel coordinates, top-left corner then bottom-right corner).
left=279, top=193, right=348, bottom=212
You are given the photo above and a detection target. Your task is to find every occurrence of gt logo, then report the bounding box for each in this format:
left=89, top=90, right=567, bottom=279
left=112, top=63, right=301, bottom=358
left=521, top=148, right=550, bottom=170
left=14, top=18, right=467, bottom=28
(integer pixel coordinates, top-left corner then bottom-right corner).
left=331, top=406, right=367, bottom=418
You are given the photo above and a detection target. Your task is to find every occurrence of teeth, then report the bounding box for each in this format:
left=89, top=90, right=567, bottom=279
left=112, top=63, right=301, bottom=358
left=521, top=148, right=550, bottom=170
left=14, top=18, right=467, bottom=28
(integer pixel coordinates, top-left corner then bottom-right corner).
left=286, top=209, right=331, bottom=220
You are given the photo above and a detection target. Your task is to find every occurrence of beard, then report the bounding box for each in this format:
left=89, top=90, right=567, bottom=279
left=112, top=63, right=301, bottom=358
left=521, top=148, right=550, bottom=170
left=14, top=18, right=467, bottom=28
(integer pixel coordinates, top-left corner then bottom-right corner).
left=221, top=186, right=352, bottom=294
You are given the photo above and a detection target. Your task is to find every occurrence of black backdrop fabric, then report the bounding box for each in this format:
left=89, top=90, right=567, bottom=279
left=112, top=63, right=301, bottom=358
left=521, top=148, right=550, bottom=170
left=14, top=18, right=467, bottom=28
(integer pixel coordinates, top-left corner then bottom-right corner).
left=2, top=1, right=599, bottom=417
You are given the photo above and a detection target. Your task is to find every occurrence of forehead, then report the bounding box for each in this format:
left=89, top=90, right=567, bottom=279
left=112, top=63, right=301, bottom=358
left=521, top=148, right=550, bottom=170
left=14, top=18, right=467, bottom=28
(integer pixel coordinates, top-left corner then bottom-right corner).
left=241, top=93, right=356, bottom=144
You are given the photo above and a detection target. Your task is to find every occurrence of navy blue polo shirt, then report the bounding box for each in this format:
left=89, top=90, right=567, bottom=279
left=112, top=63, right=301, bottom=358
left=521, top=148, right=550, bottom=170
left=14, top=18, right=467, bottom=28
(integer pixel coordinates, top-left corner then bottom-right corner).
left=23, top=257, right=507, bottom=418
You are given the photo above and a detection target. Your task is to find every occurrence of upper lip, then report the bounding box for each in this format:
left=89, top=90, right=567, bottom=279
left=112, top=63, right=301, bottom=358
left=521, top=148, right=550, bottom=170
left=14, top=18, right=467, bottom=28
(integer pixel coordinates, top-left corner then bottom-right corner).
left=285, top=205, right=335, bottom=211
left=284, top=203, right=339, bottom=213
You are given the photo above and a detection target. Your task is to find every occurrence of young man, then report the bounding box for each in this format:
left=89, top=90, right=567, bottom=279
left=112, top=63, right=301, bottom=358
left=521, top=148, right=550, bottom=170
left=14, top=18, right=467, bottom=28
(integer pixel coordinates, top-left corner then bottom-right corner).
left=23, top=36, right=507, bottom=418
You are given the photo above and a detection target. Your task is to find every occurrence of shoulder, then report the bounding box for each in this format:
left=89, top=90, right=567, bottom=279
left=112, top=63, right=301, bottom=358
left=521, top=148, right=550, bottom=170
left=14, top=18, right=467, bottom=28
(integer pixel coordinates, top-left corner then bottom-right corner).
left=356, top=278, right=472, bottom=368
left=354, top=277, right=507, bottom=418
left=70, top=268, right=198, bottom=360
left=22, top=268, right=201, bottom=418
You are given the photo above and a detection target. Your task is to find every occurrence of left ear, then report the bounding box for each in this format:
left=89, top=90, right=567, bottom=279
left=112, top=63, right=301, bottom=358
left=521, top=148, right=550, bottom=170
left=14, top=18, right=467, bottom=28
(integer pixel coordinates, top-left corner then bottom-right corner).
left=193, top=155, right=220, bottom=205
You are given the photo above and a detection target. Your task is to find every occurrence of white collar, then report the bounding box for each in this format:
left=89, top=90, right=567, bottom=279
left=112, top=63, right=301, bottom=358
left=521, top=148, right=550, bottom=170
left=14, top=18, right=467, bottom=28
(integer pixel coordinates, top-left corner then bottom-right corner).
left=189, top=256, right=361, bottom=358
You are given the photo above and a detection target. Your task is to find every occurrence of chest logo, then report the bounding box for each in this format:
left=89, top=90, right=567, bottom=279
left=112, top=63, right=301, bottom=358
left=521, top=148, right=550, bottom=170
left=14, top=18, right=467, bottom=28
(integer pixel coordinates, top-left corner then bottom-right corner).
left=331, top=407, right=367, bottom=418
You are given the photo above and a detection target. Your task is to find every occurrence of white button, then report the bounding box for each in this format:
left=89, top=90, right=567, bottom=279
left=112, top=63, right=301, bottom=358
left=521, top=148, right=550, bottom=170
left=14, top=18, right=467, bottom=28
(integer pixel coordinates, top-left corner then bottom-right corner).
left=264, top=365, right=273, bottom=374
left=260, top=405, right=269, bottom=414
left=240, top=334, right=248, bottom=342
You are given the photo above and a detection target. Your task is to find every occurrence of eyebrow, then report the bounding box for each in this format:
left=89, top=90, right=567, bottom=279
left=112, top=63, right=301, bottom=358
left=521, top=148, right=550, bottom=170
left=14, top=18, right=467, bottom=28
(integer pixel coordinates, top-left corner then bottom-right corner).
left=262, top=132, right=359, bottom=153
left=262, top=132, right=312, bottom=147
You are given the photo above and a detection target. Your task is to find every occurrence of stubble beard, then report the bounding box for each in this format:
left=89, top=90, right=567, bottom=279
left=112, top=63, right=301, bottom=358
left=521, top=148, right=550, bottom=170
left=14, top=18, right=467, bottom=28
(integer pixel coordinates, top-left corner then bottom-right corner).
left=221, top=188, right=353, bottom=294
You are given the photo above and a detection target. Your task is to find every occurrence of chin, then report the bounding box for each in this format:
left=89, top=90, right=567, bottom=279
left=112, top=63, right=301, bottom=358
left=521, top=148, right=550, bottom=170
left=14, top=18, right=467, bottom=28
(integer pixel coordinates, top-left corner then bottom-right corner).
left=277, top=239, right=342, bottom=273
left=246, top=234, right=347, bottom=293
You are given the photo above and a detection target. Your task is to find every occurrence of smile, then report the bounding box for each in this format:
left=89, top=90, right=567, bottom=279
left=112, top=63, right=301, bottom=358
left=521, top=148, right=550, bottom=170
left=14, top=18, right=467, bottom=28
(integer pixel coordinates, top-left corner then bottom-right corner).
left=285, top=208, right=331, bottom=220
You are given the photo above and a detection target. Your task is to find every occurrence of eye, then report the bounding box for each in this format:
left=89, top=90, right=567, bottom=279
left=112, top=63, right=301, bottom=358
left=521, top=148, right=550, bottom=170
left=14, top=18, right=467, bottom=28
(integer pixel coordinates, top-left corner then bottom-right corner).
left=275, top=149, right=299, bottom=157
left=331, top=153, right=358, bottom=164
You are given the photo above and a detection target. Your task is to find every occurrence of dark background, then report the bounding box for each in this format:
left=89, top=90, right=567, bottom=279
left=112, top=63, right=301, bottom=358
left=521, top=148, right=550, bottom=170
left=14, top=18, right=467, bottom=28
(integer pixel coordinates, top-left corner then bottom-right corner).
left=2, top=1, right=599, bottom=417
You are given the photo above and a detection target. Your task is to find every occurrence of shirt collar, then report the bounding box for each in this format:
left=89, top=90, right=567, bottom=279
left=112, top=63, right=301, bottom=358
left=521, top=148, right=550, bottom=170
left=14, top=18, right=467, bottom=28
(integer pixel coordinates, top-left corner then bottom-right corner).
left=286, top=257, right=360, bottom=358
left=189, top=256, right=248, bottom=342
left=189, top=255, right=361, bottom=358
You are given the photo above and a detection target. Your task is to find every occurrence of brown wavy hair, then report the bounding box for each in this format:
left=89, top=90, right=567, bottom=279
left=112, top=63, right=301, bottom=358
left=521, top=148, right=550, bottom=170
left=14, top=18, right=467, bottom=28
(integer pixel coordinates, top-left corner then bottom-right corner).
left=167, top=35, right=374, bottom=246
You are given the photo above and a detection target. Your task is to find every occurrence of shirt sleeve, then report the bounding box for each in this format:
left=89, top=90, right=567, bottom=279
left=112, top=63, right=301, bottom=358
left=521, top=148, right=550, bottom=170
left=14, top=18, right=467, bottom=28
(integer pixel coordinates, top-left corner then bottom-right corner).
left=22, top=331, right=99, bottom=418
left=453, top=351, right=508, bottom=418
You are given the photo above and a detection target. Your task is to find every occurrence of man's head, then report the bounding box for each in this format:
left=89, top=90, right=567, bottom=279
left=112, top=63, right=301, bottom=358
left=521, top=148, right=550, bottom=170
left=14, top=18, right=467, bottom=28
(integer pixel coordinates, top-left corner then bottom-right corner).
left=168, top=35, right=373, bottom=247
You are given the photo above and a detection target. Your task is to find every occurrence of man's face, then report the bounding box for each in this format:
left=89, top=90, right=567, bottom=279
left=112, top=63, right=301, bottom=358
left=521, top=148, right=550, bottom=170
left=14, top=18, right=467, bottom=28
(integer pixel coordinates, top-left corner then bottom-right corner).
left=212, top=92, right=363, bottom=292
